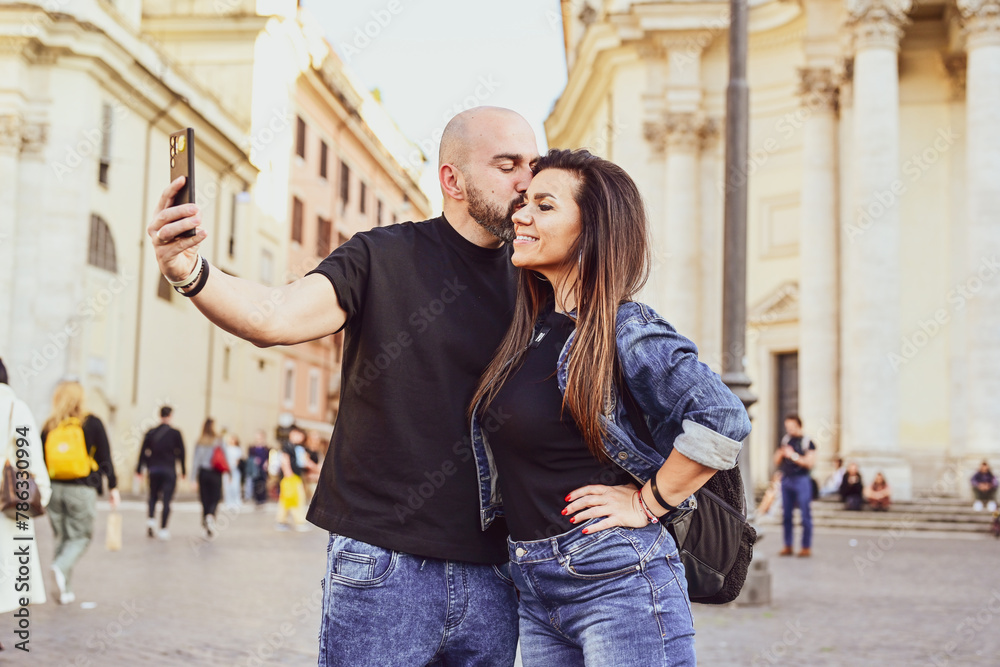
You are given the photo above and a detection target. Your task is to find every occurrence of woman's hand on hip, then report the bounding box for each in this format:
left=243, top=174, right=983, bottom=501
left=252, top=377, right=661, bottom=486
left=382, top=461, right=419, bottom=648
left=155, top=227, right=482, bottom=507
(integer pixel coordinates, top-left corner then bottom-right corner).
left=563, top=484, right=647, bottom=533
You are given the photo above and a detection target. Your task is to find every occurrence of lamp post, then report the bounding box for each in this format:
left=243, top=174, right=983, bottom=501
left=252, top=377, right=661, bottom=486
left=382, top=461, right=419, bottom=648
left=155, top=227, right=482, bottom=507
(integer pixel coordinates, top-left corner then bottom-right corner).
left=722, top=0, right=769, bottom=605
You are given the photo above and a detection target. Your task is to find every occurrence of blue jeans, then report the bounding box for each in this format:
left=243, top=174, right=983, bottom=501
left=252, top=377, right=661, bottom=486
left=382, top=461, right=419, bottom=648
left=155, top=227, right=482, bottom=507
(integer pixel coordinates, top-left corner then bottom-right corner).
left=509, top=520, right=695, bottom=666
left=318, top=534, right=518, bottom=666
left=781, top=474, right=813, bottom=549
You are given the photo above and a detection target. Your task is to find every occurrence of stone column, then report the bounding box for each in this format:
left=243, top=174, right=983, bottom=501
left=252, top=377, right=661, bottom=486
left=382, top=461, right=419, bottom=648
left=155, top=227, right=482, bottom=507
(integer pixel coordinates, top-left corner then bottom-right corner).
left=0, top=113, right=22, bottom=353
left=662, top=112, right=705, bottom=341
left=959, top=0, right=1000, bottom=464
left=797, top=68, right=841, bottom=457
left=844, top=0, right=912, bottom=498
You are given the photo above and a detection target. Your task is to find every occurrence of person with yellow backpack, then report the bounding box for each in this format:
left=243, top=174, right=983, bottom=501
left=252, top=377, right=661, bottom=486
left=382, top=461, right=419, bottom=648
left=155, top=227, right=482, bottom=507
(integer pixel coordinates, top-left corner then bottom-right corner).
left=41, top=380, right=119, bottom=605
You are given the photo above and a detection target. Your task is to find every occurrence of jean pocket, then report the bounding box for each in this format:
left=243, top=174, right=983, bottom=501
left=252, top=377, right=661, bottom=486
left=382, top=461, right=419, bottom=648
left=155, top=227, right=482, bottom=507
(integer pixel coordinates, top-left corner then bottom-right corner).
left=565, top=525, right=665, bottom=580
left=492, top=562, right=515, bottom=586
left=327, top=536, right=398, bottom=587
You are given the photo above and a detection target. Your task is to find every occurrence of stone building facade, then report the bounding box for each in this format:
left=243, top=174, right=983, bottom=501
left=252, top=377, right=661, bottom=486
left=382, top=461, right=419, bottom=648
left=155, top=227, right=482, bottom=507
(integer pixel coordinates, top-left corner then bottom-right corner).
left=546, top=0, right=1000, bottom=498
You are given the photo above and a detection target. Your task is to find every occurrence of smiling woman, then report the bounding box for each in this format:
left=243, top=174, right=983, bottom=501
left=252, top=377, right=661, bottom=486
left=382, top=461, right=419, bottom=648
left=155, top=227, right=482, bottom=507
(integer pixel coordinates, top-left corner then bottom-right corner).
left=511, top=169, right=583, bottom=285
left=469, top=149, right=751, bottom=666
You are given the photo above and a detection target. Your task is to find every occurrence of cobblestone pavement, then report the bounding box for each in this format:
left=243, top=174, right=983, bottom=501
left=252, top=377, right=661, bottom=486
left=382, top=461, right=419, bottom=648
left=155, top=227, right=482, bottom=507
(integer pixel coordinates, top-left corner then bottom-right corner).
left=4, top=501, right=999, bottom=665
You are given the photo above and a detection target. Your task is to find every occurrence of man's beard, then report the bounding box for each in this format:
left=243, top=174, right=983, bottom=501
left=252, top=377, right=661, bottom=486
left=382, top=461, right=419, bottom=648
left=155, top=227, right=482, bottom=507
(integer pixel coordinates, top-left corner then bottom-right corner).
left=467, top=183, right=520, bottom=243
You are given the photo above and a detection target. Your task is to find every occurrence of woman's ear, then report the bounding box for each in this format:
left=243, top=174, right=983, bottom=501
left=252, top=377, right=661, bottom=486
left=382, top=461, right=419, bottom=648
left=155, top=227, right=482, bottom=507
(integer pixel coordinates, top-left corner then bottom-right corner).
left=439, top=163, right=466, bottom=201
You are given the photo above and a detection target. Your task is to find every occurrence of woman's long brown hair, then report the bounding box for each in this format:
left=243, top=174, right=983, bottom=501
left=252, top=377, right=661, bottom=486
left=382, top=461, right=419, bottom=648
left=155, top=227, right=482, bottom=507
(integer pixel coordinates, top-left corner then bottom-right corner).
left=470, top=149, right=650, bottom=460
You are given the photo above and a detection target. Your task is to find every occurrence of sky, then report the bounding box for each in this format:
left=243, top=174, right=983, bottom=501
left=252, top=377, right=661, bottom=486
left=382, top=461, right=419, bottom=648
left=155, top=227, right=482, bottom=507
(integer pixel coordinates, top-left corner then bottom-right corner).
left=302, top=0, right=569, bottom=210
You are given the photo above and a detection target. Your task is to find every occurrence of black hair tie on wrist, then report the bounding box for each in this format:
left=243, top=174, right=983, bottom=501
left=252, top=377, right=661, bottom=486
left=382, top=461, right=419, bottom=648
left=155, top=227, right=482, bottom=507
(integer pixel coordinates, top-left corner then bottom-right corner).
left=649, top=473, right=679, bottom=515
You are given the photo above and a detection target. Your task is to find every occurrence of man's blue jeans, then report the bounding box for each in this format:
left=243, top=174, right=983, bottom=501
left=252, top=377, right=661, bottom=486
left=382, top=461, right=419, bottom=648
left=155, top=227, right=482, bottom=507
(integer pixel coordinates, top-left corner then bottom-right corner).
left=318, top=533, right=518, bottom=666
left=509, top=520, right=695, bottom=666
left=781, top=473, right=813, bottom=549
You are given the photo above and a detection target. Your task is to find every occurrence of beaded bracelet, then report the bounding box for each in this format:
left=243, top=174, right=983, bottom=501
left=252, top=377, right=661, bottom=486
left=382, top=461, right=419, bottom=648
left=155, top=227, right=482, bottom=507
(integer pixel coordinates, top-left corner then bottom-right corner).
left=636, top=490, right=659, bottom=524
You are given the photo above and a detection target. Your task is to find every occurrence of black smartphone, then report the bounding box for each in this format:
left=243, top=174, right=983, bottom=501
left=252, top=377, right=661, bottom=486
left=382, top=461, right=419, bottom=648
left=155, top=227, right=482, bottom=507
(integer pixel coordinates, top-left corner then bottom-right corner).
left=169, top=128, right=197, bottom=238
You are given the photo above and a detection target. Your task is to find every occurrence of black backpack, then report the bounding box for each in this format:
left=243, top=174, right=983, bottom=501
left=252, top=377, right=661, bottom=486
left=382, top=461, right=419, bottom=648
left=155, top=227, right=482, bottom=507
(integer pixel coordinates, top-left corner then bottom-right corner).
left=619, top=379, right=756, bottom=605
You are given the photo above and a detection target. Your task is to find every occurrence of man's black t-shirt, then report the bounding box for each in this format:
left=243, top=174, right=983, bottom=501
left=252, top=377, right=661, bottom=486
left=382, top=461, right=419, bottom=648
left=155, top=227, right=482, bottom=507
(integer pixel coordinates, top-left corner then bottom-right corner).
left=306, top=216, right=515, bottom=563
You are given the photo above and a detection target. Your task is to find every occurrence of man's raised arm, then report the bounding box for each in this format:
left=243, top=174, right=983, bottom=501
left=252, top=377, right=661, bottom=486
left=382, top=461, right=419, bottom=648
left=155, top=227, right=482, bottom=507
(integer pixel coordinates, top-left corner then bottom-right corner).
left=147, top=177, right=346, bottom=348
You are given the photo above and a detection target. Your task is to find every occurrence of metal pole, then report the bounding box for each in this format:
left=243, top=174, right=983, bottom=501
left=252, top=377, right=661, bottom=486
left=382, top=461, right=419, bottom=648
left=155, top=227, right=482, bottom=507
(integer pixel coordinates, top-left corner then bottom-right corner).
left=721, top=0, right=757, bottom=489
left=722, top=0, right=769, bottom=606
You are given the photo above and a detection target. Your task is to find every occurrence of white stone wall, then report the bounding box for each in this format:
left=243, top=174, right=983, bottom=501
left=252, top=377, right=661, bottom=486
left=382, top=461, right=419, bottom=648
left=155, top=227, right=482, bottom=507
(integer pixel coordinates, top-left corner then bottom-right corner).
left=546, top=0, right=1000, bottom=498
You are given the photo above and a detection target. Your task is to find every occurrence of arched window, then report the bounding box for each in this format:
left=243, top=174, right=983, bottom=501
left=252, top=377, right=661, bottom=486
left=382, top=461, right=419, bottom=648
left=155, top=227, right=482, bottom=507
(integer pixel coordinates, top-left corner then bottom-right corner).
left=87, top=214, right=117, bottom=273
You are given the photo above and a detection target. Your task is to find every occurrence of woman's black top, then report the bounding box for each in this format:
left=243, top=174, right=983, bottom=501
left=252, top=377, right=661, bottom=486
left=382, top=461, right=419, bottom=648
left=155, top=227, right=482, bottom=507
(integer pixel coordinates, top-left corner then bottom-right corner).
left=487, top=309, right=633, bottom=542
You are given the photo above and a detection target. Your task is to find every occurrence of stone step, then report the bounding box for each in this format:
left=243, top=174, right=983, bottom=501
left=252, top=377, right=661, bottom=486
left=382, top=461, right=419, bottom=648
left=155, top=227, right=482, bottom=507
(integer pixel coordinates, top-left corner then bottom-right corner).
left=808, top=508, right=996, bottom=524
left=759, top=514, right=993, bottom=533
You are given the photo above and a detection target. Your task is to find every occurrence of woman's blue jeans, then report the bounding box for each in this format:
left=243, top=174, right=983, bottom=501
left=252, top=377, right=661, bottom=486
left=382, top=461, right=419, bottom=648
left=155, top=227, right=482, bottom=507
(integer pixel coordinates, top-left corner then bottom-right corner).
left=508, top=519, right=695, bottom=666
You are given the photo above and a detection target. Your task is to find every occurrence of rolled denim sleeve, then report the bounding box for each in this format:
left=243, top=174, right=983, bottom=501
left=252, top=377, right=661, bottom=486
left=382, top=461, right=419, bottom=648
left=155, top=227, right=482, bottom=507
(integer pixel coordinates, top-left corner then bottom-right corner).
left=618, top=311, right=751, bottom=470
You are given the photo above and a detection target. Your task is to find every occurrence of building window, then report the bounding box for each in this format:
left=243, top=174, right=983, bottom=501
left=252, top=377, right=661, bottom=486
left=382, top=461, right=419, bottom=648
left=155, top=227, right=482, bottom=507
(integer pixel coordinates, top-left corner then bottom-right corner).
left=308, top=368, right=321, bottom=414
left=317, top=217, right=331, bottom=258
left=392, top=213, right=397, bottom=225
left=340, top=161, right=350, bottom=203
left=295, top=116, right=306, bottom=159
left=337, top=231, right=349, bottom=248
left=319, top=140, right=328, bottom=179
left=260, top=248, right=274, bottom=285
left=223, top=346, right=231, bottom=382
left=99, top=103, right=112, bottom=186
left=377, top=199, right=384, bottom=226
left=283, top=362, right=295, bottom=408
left=291, top=197, right=303, bottom=243
left=156, top=274, right=173, bottom=301
left=359, top=182, right=367, bottom=213
left=87, top=214, right=117, bottom=273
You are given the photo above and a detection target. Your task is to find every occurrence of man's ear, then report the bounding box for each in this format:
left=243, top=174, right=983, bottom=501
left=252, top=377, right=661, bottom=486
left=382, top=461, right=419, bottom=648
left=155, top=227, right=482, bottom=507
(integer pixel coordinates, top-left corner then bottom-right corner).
left=440, top=163, right=466, bottom=201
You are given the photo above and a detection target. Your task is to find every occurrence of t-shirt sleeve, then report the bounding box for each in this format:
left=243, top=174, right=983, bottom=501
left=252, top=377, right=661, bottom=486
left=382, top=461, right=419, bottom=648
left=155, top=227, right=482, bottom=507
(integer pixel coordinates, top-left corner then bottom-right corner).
left=305, top=232, right=373, bottom=328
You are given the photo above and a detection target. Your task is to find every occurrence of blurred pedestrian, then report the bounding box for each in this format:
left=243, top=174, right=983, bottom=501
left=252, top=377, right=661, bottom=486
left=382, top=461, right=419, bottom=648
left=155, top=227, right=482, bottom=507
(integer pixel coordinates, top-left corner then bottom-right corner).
left=246, top=430, right=270, bottom=507
left=865, top=472, right=891, bottom=511
left=41, top=380, right=119, bottom=604
left=774, top=413, right=816, bottom=557
left=192, top=418, right=224, bottom=537
left=839, top=462, right=864, bottom=511
left=223, top=432, right=243, bottom=511
left=302, top=430, right=323, bottom=501
left=0, top=360, right=51, bottom=649
left=136, top=406, right=186, bottom=540
left=275, top=426, right=308, bottom=532
left=970, top=461, right=998, bottom=512
left=820, top=457, right=846, bottom=498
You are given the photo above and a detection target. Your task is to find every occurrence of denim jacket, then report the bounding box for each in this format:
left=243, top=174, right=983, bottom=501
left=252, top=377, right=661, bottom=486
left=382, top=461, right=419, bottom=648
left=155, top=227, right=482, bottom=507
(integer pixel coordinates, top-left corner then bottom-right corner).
left=470, top=301, right=752, bottom=531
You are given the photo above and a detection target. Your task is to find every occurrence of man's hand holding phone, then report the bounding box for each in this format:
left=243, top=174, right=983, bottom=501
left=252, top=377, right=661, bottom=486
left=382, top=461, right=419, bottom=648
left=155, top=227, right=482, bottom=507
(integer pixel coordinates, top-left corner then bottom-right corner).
left=147, top=176, right=206, bottom=283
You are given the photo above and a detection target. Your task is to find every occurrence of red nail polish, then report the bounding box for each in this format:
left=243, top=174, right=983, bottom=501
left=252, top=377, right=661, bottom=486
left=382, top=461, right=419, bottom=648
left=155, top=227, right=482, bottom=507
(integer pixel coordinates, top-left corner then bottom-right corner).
left=582, top=529, right=589, bottom=534
left=561, top=509, right=567, bottom=516
left=565, top=495, right=572, bottom=502
left=569, top=517, right=576, bottom=523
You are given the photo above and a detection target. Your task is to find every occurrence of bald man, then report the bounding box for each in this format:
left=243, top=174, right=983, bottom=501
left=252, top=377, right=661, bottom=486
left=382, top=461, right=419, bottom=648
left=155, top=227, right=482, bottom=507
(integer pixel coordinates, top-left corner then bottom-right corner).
left=148, top=107, right=539, bottom=666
